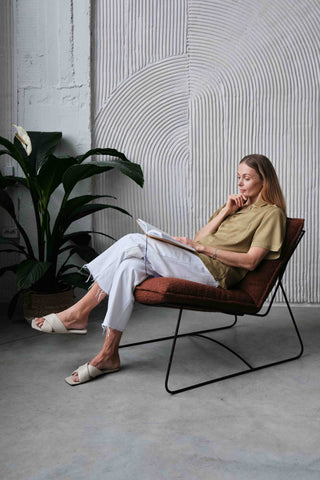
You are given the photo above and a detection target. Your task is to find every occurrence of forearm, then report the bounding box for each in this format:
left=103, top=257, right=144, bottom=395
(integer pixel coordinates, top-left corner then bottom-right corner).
left=194, top=207, right=229, bottom=241
left=196, top=244, right=264, bottom=271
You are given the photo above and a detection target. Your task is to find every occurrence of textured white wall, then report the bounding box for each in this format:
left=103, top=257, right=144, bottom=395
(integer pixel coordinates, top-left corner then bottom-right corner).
left=92, top=0, right=320, bottom=303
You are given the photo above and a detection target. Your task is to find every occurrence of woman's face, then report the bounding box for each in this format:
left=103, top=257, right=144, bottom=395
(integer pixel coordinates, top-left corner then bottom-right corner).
left=237, top=162, right=263, bottom=204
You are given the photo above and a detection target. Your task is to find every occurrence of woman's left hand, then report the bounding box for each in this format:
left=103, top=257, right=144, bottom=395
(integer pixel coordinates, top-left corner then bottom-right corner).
left=172, top=236, right=199, bottom=250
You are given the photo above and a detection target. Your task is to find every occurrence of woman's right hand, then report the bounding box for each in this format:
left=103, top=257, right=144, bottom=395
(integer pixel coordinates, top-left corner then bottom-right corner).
left=224, top=194, right=247, bottom=215
left=194, top=193, right=247, bottom=242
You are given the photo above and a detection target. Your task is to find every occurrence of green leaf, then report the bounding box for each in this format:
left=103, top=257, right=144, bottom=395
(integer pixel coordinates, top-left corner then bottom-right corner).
left=61, top=194, right=116, bottom=213
left=60, top=244, right=98, bottom=262
left=58, top=263, right=81, bottom=274
left=37, top=154, right=77, bottom=202
left=0, top=174, right=28, bottom=189
left=63, top=232, right=91, bottom=246
left=59, top=272, right=90, bottom=290
left=63, top=159, right=143, bottom=196
left=16, top=259, right=52, bottom=290
left=14, top=131, right=62, bottom=175
left=57, top=195, right=117, bottom=227
left=0, top=135, right=25, bottom=165
left=75, top=147, right=130, bottom=164
left=59, top=203, right=131, bottom=231
left=62, top=230, right=116, bottom=245
left=0, top=188, right=17, bottom=219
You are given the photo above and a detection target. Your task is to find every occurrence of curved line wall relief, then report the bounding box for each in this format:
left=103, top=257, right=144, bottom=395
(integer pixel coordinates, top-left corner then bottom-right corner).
left=93, top=0, right=320, bottom=303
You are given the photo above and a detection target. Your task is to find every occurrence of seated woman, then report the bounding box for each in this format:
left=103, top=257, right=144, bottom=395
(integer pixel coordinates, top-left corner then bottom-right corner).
left=32, top=154, right=286, bottom=386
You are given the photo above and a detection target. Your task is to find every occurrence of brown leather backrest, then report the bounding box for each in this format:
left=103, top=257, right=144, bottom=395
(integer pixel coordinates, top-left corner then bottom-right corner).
left=237, top=218, right=304, bottom=309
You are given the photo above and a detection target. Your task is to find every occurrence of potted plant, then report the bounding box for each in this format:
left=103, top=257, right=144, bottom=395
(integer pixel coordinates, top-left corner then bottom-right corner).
left=0, top=126, right=144, bottom=319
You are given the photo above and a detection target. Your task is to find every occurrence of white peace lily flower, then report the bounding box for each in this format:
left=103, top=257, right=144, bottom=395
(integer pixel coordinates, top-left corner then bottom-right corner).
left=13, top=124, right=32, bottom=156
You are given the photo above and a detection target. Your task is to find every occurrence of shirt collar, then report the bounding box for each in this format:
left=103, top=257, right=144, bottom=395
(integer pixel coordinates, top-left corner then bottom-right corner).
left=252, top=198, right=268, bottom=208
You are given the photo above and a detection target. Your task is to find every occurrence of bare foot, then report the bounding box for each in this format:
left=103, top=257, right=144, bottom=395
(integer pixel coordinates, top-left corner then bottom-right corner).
left=34, top=305, right=88, bottom=331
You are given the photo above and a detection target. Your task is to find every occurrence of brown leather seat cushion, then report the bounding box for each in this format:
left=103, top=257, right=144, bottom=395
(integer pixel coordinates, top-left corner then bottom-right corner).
left=134, top=218, right=304, bottom=315
left=135, top=276, right=258, bottom=314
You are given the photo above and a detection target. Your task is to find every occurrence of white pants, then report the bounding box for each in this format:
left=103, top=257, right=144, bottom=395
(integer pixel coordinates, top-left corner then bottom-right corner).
left=84, top=233, right=218, bottom=333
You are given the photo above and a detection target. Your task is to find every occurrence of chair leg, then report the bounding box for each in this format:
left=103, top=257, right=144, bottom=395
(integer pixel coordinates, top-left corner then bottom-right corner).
left=165, top=284, right=304, bottom=394
left=119, top=313, right=237, bottom=349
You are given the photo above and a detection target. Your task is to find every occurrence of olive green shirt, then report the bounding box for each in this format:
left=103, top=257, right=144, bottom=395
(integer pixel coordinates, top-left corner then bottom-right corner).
left=196, top=200, right=286, bottom=289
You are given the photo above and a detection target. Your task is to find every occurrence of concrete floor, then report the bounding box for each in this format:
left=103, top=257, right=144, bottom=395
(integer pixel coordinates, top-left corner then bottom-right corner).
left=1, top=301, right=320, bottom=480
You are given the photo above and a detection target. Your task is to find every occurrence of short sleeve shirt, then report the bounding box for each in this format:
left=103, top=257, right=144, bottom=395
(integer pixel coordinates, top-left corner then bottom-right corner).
left=196, top=200, right=286, bottom=289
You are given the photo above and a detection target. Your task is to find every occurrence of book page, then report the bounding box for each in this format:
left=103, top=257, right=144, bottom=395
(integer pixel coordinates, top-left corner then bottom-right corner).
left=136, top=219, right=196, bottom=252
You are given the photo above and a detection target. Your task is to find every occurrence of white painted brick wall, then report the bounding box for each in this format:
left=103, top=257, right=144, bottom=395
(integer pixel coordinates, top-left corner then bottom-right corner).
left=0, top=0, right=91, bottom=302
left=16, top=0, right=91, bottom=152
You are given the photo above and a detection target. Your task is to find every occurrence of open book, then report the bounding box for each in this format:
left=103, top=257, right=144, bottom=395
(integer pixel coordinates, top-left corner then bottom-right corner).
left=136, top=219, right=196, bottom=253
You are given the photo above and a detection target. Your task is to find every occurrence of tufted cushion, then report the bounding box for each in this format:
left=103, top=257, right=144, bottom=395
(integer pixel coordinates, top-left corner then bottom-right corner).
left=134, top=218, right=304, bottom=315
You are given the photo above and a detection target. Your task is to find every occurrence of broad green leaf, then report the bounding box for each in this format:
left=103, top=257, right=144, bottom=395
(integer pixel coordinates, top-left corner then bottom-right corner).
left=16, top=259, right=52, bottom=290
left=61, top=194, right=116, bottom=214
left=14, top=131, right=62, bottom=175
left=63, top=232, right=91, bottom=246
left=37, top=154, right=77, bottom=202
left=75, top=147, right=130, bottom=164
left=60, top=244, right=97, bottom=262
left=59, top=203, right=131, bottom=232
left=63, top=159, right=143, bottom=196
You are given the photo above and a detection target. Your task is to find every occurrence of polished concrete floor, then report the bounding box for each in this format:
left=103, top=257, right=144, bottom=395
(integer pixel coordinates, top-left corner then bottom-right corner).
left=1, top=301, right=320, bottom=480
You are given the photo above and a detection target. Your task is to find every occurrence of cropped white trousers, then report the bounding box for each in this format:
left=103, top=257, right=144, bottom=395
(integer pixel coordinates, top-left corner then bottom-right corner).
left=84, top=233, right=218, bottom=333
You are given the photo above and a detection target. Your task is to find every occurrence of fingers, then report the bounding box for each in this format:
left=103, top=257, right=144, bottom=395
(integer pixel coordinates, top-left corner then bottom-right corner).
left=227, top=193, right=246, bottom=209
left=173, top=236, right=191, bottom=245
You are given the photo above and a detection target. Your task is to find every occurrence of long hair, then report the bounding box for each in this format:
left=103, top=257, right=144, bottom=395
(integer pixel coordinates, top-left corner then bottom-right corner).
left=240, top=154, right=286, bottom=213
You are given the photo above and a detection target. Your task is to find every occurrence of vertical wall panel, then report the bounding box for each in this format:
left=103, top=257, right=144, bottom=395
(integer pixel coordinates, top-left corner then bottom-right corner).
left=0, top=0, right=17, bottom=301
left=93, top=0, right=320, bottom=303
left=93, top=0, right=189, bottom=242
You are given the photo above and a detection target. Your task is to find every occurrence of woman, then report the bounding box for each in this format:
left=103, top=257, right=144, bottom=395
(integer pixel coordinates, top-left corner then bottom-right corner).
left=32, top=154, right=287, bottom=386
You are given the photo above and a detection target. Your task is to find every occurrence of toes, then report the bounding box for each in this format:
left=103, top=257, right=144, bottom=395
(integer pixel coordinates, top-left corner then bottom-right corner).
left=72, top=373, right=79, bottom=383
left=35, top=317, right=44, bottom=327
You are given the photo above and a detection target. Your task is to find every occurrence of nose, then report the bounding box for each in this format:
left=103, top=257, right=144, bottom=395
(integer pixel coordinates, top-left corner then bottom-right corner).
left=238, top=177, right=243, bottom=186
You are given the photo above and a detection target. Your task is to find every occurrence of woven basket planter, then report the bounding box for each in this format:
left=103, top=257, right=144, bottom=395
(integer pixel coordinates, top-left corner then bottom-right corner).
left=23, top=288, right=74, bottom=323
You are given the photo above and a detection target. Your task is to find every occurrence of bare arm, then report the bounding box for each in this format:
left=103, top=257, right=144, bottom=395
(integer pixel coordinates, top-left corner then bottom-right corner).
left=174, top=193, right=269, bottom=271
left=194, top=193, right=247, bottom=242
left=196, top=244, right=269, bottom=271
left=172, top=236, right=269, bottom=271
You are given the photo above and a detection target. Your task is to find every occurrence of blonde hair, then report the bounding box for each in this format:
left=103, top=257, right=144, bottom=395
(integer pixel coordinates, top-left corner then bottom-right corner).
left=240, top=154, right=286, bottom=214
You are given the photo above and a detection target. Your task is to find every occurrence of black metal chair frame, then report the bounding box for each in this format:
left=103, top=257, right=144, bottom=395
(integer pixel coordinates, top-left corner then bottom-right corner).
left=119, top=230, right=305, bottom=395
